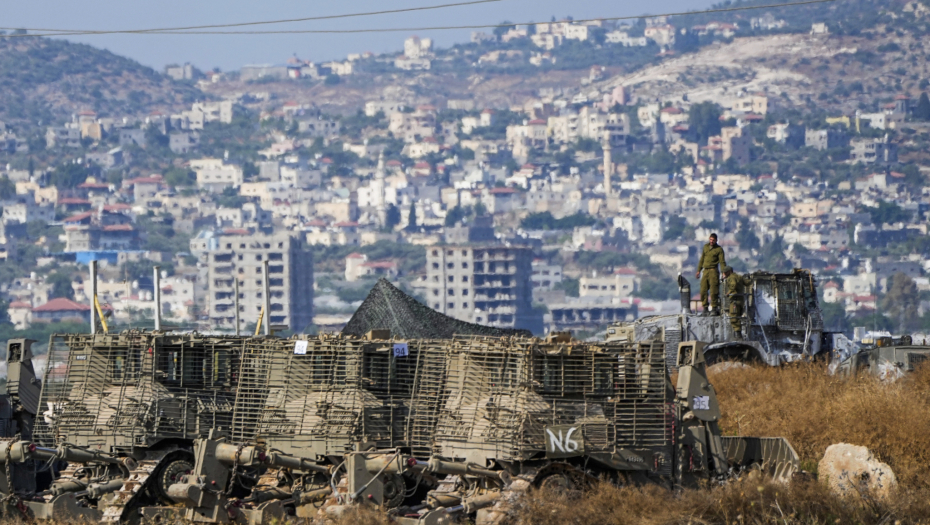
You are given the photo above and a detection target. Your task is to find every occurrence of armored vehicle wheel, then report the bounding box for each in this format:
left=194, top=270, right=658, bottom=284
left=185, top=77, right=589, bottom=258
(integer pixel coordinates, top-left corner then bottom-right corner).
left=155, top=458, right=194, bottom=501
left=382, top=473, right=406, bottom=508
left=533, top=464, right=589, bottom=496
left=538, top=471, right=575, bottom=492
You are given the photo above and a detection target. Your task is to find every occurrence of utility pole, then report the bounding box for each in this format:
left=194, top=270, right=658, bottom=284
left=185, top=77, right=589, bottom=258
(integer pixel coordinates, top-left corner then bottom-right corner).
left=234, top=278, right=241, bottom=336
left=89, top=260, right=98, bottom=335
left=262, top=260, right=271, bottom=336
left=153, top=266, right=162, bottom=331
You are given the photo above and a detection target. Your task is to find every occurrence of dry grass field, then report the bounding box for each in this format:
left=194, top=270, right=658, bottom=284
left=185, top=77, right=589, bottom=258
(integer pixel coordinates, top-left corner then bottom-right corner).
left=329, top=363, right=930, bottom=525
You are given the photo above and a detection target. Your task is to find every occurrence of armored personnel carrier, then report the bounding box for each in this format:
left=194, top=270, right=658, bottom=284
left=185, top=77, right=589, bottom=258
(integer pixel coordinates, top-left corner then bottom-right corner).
left=607, top=269, right=828, bottom=368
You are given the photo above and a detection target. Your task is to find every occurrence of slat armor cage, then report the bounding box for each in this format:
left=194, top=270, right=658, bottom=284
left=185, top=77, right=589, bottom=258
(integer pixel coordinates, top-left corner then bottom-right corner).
left=35, top=331, right=672, bottom=475
left=419, top=337, right=672, bottom=465
left=35, top=333, right=248, bottom=449
left=229, top=335, right=435, bottom=458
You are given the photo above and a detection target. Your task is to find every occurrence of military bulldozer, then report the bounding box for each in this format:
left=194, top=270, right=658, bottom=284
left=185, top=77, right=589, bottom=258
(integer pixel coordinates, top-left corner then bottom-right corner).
left=0, top=332, right=253, bottom=523
left=607, top=269, right=830, bottom=368
left=832, top=335, right=930, bottom=379
left=148, top=332, right=799, bottom=525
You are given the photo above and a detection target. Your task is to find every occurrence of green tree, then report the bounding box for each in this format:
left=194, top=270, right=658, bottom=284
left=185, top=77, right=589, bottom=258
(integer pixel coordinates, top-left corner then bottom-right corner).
left=217, top=186, right=246, bottom=208
left=868, top=201, right=910, bottom=225
left=407, top=203, right=417, bottom=230
left=688, top=102, right=722, bottom=146
left=880, top=273, right=920, bottom=333
left=164, top=168, right=196, bottom=188
left=0, top=176, right=14, bottom=199
left=554, top=277, right=579, bottom=298
left=47, top=271, right=75, bottom=299
left=493, top=21, right=516, bottom=39
left=385, top=204, right=401, bottom=230
left=49, top=163, right=90, bottom=189
left=915, top=92, right=930, bottom=121
left=445, top=205, right=470, bottom=226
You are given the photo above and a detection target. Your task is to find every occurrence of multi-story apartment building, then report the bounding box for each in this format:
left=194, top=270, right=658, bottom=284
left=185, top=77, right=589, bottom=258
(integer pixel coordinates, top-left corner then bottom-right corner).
left=425, top=244, right=542, bottom=333
left=206, top=233, right=313, bottom=332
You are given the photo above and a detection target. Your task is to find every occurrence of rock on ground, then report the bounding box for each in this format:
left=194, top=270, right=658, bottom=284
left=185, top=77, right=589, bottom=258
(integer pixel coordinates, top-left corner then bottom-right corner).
left=818, top=443, right=896, bottom=498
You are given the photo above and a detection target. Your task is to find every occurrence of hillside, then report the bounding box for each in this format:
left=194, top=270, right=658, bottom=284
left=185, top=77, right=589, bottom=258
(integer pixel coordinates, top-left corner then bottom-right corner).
left=0, top=35, right=202, bottom=125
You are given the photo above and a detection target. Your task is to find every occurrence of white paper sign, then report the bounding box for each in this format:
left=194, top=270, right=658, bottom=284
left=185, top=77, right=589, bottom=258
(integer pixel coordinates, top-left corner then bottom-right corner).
left=294, top=340, right=308, bottom=355
left=393, top=342, right=409, bottom=358
left=693, top=396, right=710, bottom=410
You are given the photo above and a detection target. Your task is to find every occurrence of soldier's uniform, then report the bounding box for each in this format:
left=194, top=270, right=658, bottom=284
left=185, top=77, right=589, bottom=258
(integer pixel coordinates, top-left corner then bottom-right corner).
left=724, top=266, right=750, bottom=338
left=697, top=242, right=726, bottom=313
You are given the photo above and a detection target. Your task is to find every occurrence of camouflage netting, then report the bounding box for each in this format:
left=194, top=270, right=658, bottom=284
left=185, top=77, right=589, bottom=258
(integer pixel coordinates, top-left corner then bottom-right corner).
left=342, top=278, right=531, bottom=339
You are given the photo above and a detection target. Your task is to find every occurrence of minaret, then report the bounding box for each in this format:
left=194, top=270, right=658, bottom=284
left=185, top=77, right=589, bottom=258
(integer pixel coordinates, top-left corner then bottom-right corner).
left=376, top=149, right=385, bottom=177
left=602, top=132, right=612, bottom=196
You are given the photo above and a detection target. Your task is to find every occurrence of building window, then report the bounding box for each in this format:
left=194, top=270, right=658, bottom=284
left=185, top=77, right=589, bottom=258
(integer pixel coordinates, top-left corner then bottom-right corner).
left=463, top=289, right=469, bottom=296
left=433, top=276, right=439, bottom=282
left=433, top=263, right=439, bottom=269
left=448, top=289, right=454, bottom=296
left=462, top=262, right=468, bottom=269
left=434, top=304, right=440, bottom=309
left=448, top=302, right=454, bottom=309
left=462, top=250, right=467, bottom=256
left=448, top=276, right=454, bottom=282
left=432, top=250, right=438, bottom=256
left=462, top=276, right=468, bottom=282
left=463, top=303, right=468, bottom=308
left=447, top=263, right=454, bottom=269
left=476, top=317, right=483, bottom=322
left=433, top=289, right=439, bottom=296
left=255, top=255, right=262, bottom=261
left=447, top=250, right=453, bottom=256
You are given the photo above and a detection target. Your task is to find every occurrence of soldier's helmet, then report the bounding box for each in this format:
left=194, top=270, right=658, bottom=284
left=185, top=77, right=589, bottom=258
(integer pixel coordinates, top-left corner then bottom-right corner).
left=722, top=265, right=733, bottom=274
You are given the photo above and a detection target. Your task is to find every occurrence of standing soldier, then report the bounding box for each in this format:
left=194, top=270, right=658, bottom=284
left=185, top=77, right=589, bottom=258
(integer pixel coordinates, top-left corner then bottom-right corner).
left=695, top=233, right=726, bottom=315
left=723, top=266, right=749, bottom=339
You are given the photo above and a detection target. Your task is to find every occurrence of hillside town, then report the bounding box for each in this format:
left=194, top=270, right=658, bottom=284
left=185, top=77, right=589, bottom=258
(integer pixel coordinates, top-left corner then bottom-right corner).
left=1, top=4, right=929, bottom=340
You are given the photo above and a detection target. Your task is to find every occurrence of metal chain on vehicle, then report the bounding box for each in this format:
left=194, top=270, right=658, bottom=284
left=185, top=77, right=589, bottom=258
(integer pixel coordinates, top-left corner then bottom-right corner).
left=226, top=445, right=245, bottom=497
left=2, top=435, right=29, bottom=519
